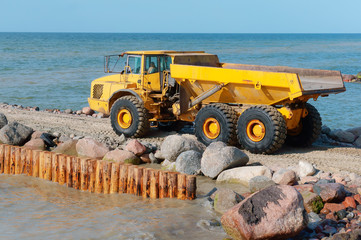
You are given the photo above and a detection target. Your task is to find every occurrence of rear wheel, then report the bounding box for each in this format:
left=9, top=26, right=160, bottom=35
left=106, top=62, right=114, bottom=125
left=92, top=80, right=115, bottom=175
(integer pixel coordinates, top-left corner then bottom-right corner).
left=237, top=105, right=287, bottom=154
left=195, top=103, right=237, bottom=145
left=286, top=103, right=322, bottom=147
left=110, top=96, right=149, bottom=137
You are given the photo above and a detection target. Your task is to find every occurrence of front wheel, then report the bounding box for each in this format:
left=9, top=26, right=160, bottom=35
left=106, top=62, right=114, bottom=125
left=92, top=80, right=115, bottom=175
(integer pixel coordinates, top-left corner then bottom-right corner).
left=110, top=96, right=149, bottom=138
left=237, top=105, right=287, bottom=154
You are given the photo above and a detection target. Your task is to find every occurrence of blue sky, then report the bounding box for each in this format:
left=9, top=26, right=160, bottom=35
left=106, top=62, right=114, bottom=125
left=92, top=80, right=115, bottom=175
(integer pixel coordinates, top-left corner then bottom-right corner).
left=0, top=0, right=360, bottom=33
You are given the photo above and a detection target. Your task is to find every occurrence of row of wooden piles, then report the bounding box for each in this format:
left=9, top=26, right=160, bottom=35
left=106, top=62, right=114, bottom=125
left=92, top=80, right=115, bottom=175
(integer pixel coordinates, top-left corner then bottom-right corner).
left=0, top=144, right=197, bottom=200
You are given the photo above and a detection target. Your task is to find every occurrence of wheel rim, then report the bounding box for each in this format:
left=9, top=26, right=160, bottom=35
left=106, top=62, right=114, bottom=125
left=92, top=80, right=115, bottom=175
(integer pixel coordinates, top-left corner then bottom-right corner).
left=246, top=120, right=266, bottom=142
left=203, top=117, right=221, bottom=139
left=117, top=109, right=132, bottom=129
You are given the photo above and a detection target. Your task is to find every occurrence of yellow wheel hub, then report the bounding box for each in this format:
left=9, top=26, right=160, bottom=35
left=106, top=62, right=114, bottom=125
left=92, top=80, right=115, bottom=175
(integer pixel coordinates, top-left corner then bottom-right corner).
left=117, top=109, right=132, bottom=129
left=246, top=120, right=266, bottom=142
left=203, top=118, right=221, bottom=139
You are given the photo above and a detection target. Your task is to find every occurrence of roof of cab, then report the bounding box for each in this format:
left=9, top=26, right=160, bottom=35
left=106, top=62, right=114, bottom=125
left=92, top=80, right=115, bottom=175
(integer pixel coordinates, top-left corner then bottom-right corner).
left=123, top=50, right=206, bottom=55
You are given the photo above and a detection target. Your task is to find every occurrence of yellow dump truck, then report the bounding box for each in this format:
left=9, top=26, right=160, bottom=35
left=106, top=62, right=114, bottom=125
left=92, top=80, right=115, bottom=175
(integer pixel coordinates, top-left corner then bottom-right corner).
left=88, top=50, right=345, bottom=154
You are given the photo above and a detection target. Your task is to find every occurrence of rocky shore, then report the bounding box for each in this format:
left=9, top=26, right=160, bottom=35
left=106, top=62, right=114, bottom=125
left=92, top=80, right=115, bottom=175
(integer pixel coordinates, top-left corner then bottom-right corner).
left=342, top=73, right=361, bottom=83
left=2, top=103, right=361, bottom=239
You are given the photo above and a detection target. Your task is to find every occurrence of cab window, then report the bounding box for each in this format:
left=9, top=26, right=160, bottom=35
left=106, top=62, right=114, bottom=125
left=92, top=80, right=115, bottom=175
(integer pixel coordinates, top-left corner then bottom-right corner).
left=127, top=55, right=141, bottom=74
left=145, top=56, right=159, bottom=74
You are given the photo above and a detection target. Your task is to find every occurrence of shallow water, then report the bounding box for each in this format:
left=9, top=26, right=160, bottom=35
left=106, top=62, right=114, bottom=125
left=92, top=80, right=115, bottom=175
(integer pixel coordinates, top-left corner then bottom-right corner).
left=0, top=173, right=248, bottom=240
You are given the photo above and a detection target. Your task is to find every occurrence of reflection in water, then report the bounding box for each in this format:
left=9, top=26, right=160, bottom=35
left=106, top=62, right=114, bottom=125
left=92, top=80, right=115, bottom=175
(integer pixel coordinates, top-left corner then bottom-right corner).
left=0, top=175, right=230, bottom=239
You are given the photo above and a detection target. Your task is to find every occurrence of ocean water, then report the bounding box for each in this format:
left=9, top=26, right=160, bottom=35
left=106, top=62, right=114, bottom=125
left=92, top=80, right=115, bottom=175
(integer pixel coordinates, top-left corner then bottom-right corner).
left=1, top=33, right=361, bottom=129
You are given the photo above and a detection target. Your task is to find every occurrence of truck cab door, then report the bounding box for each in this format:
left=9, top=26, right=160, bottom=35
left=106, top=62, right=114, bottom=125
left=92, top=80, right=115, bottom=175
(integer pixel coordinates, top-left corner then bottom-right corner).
left=122, top=55, right=142, bottom=84
left=143, top=55, right=161, bottom=92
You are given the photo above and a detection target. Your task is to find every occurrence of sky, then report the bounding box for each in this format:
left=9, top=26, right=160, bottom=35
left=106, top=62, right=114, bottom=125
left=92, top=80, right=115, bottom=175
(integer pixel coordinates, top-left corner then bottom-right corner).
left=0, top=0, right=360, bottom=33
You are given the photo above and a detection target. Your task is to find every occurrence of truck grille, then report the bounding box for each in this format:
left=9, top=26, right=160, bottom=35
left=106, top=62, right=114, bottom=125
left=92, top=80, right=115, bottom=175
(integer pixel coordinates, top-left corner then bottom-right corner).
left=92, top=84, right=103, bottom=99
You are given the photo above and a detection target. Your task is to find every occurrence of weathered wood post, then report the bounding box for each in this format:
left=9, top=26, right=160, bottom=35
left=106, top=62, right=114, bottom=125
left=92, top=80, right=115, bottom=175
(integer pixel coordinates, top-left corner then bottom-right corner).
left=126, top=165, right=135, bottom=194
left=159, top=171, right=168, bottom=199
left=142, top=168, right=151, bottom=198
left=58, top=154, right=67, bottom=185
left=44, top=152, right=52, bottom=181
left=87, top=159, right=97, bottom=193
left=0, top=145, right=4, bottom=174
left=110, top=162, right=120, bottom=194
left=66, top=156, right=73, bottom=188
left=10, top=146, right=16, bottom=174
left=20, top=148, right=27, bottom=174
left=103, top=161, right=112, bottom=194
left=95, top=160, right=103, bottom=193
left=119, top=164, right=128, bottom=194
left=38, top=151, right=45, bottom=179
left=51, top=153, right=60, bottom=183
left=32, top=150, right=40, bottom=178
left=3, top=145, right=10, bottom=174
left=134, top=166, right=143, bottom=196
left=168, top=172, right=178, bottom=198
left=177, top=174, right=187, bottom=200
left=14, top=147, right=21, bottom=175
left=149, top=169, right=159, bottom=199
left=186, top=175, right=197, bottom=200
left=80, top=158, right=89, bottom=191
left=26, top=148, right=33, bottom=176
left=72, top=157, right=80, bottom=189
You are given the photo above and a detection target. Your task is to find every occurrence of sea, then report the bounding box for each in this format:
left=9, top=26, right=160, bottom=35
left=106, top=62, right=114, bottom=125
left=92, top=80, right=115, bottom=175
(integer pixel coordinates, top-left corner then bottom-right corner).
left=0, top=33, right=361, bottom=239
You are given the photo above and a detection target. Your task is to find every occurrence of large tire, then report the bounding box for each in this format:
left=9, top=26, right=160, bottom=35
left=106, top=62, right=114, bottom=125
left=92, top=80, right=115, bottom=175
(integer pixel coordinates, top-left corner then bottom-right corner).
left=195, top=103, right=237, bottom=145
left=286, top=103, right=322, bottom=147
left=237, top=105, right=287, bottom=154
left=110, top=96, right=149, bottom=138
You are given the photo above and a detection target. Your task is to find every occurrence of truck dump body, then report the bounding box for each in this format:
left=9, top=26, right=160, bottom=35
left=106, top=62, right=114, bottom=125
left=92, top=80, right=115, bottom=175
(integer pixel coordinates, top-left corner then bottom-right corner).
left=170, top=61, right=345, bottom=106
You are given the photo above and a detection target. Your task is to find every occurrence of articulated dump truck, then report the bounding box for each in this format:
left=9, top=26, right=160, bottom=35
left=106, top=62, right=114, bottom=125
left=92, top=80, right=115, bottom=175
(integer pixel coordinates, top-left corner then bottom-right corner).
left=88, top=51, right=345, bottom=154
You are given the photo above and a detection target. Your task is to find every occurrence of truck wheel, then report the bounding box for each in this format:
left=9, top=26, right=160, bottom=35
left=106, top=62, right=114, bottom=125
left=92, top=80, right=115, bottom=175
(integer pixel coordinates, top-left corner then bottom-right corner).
left=286, top=103, right=322, bottom=147
left=195, top=103, right=237, bottom=145
left=110, top=96, right=149, bottom=138
left=237, top=105, right=287, bottom=154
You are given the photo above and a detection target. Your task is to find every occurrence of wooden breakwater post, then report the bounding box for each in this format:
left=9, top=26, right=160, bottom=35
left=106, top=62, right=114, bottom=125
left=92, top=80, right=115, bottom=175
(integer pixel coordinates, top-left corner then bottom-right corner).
left=0, top=143, right=197, bottom=200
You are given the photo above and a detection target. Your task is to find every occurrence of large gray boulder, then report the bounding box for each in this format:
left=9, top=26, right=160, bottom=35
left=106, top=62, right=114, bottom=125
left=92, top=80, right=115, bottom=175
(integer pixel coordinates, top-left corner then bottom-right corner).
left=76, top=138, right=110, bottom=159
left=103, top=149, right=140, bottom=165
left=330, top=129, right=356, bottom=143
left=175, top=150, right=202, bottom=175
left=221, top=185, right=308, bottom=240
left=211, top=188, right=244, bottom=214
left=0, top=113, right=8, bottom=129
left=201, top=142, right=249, bottom=178
left=0, top=122, right=33, bottom=145
left=160, top=134, right=205, bottom=162
left=217, top=166, right=272, bottom=187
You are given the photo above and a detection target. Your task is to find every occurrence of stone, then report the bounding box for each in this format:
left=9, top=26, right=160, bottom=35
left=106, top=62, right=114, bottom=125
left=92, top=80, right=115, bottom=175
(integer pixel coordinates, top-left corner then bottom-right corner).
left=298, top=160, right=316, bottom=178
left=0, top=113, right=8, bottom=129
left=175, top=150, right=201, bottom=175
left=52, top=140, right=78, bottom=156
left=330, top=129, right=356, bottom=143
left=342, top=74, right=356, bottom=82
left=354, top=136, right=361, bottom=148
left=140, top=154, right=151, bottom=163
left=201, top=142, right=249, bottom=178
left=64, top=109, right=73, bottom=114
left=354, top=194, right=361, bottom=205
left=82, top=107, right=94, bottom=116
left=249, top=176, right=276, bottom=193
left=125, top=139, right=146, bottom=156
left=161, top=159, right=176, bottom=172
left=76, top=110, right=82, bottom=115
left=118, top=134, right=126, bottom=144
left=272, top=168, right=297, bottom=185
left=160, top=134, right=205, bottom=162
left=148, top=152, right=158, bottom=164
left=24, top=138, right=46, bottom=150
left=336, top=209, right=347, bottom=220
left=308, top=212, right=322, bottom=230
left=0, top=122, right=33, bottom=145
left=301, top=191, right=324, bottom=213
left=221, top=185, right=308, bottom=240
left=323, top=203, right=346, bottom=213
left=313, top=183, right=346, bottom=203
left=343, top=196, right=357, bottom=209
left=300, top=176, right=319, bottom=184
left=322, top=125, right=331, bottom=135
left=103, top=149, right=140, bottom=164
left=76, top=138, right=110, bottom=159
left=293, top=184, right=314, bottom=193
left=211, top=188, right=244, bottom=214
left=58, top=134, right=71, bottom=143
left=31, top=131, right=44, bottom=139
left=154, top=150, right=164, bottom=160
left=346, top=127, right=361, bottom=138
left=217, top=166, right=272, bottom=187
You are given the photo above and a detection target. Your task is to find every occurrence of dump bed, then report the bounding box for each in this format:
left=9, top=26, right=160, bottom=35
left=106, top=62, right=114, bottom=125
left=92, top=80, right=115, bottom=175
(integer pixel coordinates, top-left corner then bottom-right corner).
left=170, top=62, right=346, bottom=106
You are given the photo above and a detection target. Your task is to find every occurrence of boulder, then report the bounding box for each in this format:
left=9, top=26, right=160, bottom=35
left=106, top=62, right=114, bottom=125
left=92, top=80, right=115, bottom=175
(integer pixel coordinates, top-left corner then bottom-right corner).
left=175, top=150, right=201, bottom=175
left=249, top=176, right=276, bottom=193
left=313, top=183, right=346, bottom=203
left=82, top=107, right=94, bottom=116
left=0, top=113, right=8, bottom=129
left=201, top=142, right=249, bottom=178
left=31, top=131, right=44, bottom=139
left=217, top=166, right=272, bottom=187
left=125, top=139, right=146, bottom=156
left=330, top=129, right=356, bottom=143
left=0, top=122, right=33, bottom=145
left=52, top=140, right=78, bottom=156
left=272, top=169, right=297, bottom=185
left=103, top=149, right=140, bottom=164
left=346, top=127, right=361, bottom=138
left=298, top=160, right=316, bottom=178
left=221, top=185, right=308, bottom=240
left=76, top=138, right=110, bottom=159
left=64, top=109, right=73, bottom=114
left=354, top=136, right=361, bottom=148
left=211, top=188, right=244, bottom=214
left=300, top=191, right=324, bottom=213
left=299, top=176, right=319, bottom=184
left=24, top=138, right=46, bottom=151
left=160, top=134, right=205, bottom=162
left=140, top=154, right=151, bottom=163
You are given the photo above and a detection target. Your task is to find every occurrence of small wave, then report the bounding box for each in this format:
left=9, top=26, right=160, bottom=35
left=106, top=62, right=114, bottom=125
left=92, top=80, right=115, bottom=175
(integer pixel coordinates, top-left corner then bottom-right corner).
left=13, top=96, right=34, bottom=100
left=25, top=81, right=38, bottom=85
